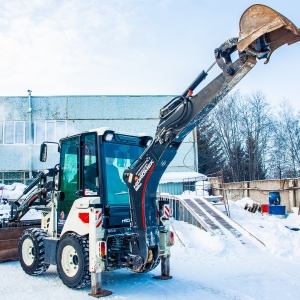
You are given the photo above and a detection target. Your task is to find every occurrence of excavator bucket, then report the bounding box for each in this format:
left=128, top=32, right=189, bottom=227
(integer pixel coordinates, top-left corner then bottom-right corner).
left=237, top=4, right=300, bottom=63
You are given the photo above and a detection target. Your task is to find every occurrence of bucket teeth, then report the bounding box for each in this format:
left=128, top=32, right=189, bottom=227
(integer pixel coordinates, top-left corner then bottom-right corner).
left=237, top=4, right=300, bottom=63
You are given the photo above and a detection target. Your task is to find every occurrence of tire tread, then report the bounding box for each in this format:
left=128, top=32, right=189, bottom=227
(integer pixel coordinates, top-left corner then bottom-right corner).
left=18, top=228, right=49, bottom=276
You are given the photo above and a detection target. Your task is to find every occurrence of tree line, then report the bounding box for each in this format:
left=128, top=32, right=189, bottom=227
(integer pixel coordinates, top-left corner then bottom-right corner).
left=197, top=90, right=300, bottom=182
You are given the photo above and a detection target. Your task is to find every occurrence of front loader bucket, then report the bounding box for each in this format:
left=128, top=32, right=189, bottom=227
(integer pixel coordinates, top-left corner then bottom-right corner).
left=0, top=227, right=26, bottom=262
left=0, top=222, right=40, bottom=262
left=237, top=4, right=300, bottom=63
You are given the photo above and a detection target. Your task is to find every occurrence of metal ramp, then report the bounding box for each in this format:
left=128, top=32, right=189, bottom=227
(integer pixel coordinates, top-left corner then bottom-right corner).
left=160, top=195, right=265, bottom=249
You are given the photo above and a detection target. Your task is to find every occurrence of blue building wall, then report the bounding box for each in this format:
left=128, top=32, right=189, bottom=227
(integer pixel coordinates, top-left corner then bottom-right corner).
left=0, top=95, right=197, bottom=182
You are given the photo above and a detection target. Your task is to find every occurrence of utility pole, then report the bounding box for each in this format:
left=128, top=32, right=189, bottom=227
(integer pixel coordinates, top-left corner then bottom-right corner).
left=28, top=90, right=33, bottom=179
left=192, top=127, right=199, bottom=172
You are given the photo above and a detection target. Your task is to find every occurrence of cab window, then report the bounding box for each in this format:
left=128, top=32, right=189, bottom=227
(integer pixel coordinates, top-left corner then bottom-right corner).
left=83, top=133, right=99, bottom=196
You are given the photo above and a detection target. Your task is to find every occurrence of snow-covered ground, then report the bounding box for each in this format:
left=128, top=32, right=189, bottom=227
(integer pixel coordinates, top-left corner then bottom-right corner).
left=1, top=197, right=300, bottom=299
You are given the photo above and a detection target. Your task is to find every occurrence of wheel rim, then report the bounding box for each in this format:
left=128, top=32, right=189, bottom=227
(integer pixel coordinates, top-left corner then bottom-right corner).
left=22, top=238, right=35, bottom=266
left=61, top=245, right=79, bottom=277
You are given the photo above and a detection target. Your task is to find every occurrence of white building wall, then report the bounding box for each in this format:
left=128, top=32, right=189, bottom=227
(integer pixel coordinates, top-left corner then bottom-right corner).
left=0, top=95, right=197, bottom=178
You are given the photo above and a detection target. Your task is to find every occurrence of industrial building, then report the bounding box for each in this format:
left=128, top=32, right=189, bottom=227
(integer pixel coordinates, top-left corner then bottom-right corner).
left=0, top=92, right=197, bottom=184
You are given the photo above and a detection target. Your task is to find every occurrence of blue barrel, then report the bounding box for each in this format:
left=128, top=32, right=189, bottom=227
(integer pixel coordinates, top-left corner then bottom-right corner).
left=269, top=191, right=280, bottom=205
left=268, top=205, right=286, bottom=218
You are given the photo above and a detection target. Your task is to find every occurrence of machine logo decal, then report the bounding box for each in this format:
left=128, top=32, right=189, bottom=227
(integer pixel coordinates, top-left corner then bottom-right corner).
left=133, top=158, right=154, bottom=191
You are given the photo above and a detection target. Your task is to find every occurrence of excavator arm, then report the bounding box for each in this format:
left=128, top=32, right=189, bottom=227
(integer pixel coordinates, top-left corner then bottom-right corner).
left=123, top=4, right=300, bottom=271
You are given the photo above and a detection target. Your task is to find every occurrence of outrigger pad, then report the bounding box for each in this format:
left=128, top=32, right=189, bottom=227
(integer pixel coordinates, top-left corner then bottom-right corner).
left=88, top=289, right=112, bottom=298
left=237, top=4, right=300, bottom=63
left=153, top=275, right=173, bottom=280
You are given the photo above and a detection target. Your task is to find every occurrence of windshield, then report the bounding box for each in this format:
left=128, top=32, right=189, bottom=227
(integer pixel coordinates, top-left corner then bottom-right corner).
left=103, top=142, right=144, bottom=206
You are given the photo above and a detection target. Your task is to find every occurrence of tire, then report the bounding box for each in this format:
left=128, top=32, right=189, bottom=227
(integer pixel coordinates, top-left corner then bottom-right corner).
left=145, top=257, right=160, bottom=272
left=135, top=258, right=160, bottom=273
left=18, top=228, right=49, bottom=275
left=143, top=247, right=160, bottom=272
left=56, top=233, right=90, bottom=289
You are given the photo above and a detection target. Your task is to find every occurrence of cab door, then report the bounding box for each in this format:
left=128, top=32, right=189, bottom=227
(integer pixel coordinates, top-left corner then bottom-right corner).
left=58, top=136, right=80, bottom=232
left=58, top=133, right=100, bottom=232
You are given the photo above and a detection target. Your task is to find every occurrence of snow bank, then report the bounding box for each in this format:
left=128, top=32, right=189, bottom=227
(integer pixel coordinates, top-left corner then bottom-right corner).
left=0, top=182, right=26, bottom=201
left=229, top=198, right=300, bottom=258
left=159, top=171, right=207, bottom=183
left=0, top=182, right=41, bottom=221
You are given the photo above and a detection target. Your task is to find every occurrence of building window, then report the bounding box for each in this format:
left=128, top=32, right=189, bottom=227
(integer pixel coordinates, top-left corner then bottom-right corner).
left=2, top=121, right=28, bottom=144
left=35, top=121, right=45, bottom=144
left=25, top=122, right=30, bottom=144
left=56, top=121, right=67, bottom=141
left=0, top=122, right=3, bottom=144
left=4, top=122, right=14, bottom=144
left=34, top=120, right=67, bottom=144
left=46, top=121, right=55, bottom=142
left=15, top=122, right=25, bottom=144
left=0, top=120, right=67, bottom=145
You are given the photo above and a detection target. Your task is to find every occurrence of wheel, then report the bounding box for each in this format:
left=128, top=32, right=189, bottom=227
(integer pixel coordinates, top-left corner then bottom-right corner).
left=145, top=257, right=160, bottom=271
left=18, top=228, right=49, bottom=275
left=56, top=233, right=90, bottom=289
left=143, top=247, right=160, bottom=272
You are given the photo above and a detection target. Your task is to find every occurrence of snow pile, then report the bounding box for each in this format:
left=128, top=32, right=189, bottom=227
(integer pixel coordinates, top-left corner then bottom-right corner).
left=181, top=189, right=209, bottom=196
left=229, top=198, right=300, bottom=258
left=0, top=183, right=41, bottom=222
left=0, top=183, right=26, bottom=221
left=159, top=172, right=207, bottom=184
left=0, top=182, right=26, bottom=202
left=0, top=203, right=10, bottom=221
left=0, top=203, right=41, bottom=222
left=195, top=180, right=211, bottom=195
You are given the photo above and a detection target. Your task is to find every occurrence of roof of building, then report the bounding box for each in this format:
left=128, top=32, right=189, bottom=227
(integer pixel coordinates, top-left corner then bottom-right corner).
left=160, top=172, right=207, bottom=184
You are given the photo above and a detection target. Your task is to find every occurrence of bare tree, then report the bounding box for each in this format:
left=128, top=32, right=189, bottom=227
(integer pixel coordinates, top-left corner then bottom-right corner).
left=198, top=90, right=273, bottom=182
left=239, top=91, right=272, bottom=180
left=271, top=101, right=300, bottom=178
left=203, top=91, right=245, bottom=182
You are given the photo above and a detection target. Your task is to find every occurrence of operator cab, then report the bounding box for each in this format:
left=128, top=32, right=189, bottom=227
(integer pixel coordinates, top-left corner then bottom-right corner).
left=41, top=128, right=152, bottom=233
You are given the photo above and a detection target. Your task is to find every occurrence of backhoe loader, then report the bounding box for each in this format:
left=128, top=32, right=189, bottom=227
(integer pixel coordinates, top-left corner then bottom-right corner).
left=0, top=4, right=299, bottom=298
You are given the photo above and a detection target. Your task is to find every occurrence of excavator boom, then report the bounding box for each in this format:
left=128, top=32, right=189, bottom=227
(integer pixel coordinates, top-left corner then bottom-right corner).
left=123, top=4, right=300, bottom=271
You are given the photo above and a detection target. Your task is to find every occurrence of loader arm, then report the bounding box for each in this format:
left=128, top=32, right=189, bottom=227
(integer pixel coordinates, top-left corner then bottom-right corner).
left=8, top=168, right=58, bottom=224
left=123, top=4, right=300, bottom=270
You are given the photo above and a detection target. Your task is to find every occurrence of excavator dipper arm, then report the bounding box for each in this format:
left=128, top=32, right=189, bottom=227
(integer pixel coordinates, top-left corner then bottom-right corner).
left=123, top=4, right=300, bottom=273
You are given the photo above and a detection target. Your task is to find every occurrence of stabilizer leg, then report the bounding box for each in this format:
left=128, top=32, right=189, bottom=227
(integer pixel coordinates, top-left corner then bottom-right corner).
left=88, top=272, right=112, bottom=298
left=153, top=256, right=172, bottom=280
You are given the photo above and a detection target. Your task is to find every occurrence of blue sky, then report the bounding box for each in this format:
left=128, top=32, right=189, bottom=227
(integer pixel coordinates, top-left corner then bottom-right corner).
left=0, top=0, right=299, bottom=109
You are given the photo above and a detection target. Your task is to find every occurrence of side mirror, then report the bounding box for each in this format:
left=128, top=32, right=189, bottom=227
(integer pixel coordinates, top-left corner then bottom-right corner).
left=40, top=143, right=47, bottom=162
